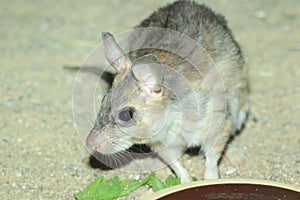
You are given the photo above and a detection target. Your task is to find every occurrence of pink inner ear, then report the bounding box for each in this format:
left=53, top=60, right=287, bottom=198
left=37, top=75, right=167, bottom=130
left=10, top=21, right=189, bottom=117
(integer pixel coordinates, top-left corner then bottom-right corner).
left=153, top=87, right=162, bottom=93
left=132, top=63, right=163, bottom=95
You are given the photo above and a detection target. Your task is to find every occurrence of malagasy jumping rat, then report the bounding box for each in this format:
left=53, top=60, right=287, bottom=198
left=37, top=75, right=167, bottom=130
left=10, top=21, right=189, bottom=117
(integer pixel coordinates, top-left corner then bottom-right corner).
left=86, top=1, right=248, bottom=182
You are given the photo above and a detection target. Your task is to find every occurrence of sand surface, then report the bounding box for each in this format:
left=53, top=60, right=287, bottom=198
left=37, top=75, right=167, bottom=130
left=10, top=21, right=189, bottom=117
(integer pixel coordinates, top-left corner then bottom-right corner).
left=1, top=0, right=299, bottom=199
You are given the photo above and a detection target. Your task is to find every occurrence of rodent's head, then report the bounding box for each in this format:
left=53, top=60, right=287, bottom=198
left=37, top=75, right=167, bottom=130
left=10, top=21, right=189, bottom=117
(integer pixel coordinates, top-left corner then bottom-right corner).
left=86, top=32, right=167, bottom=154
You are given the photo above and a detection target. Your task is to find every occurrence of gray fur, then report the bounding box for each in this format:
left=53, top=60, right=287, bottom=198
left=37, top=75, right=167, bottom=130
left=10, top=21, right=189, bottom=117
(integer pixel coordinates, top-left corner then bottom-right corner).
left=86, top=1, right=249, bottom=182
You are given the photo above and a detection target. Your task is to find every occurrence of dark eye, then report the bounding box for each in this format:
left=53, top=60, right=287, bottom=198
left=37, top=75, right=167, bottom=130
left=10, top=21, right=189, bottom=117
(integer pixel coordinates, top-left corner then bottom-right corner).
left=118, top=108, right=134, bottom=122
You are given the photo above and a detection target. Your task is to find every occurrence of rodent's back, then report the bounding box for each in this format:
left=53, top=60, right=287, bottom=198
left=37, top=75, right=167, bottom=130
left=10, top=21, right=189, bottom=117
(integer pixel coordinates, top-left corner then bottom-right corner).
left=139, top=1, right=228, bottom=36
left=129, top=1, right=248, bottom=131
left=136, top=1, right=243, bottom=64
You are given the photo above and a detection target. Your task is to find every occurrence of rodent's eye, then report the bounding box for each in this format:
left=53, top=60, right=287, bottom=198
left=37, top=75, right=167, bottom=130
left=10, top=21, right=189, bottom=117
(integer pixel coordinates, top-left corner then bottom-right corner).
left=118, top=108, right=134, bottom=122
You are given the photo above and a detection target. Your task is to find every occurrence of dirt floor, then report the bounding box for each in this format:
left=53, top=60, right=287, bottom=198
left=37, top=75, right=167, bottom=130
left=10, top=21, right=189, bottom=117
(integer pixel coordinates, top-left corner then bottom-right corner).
left=1, top=0, right=299, bottom=199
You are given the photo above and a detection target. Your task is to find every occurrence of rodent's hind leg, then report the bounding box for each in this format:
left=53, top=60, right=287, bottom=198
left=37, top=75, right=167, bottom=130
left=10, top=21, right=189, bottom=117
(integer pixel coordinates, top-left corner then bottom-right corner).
left=201, top=117, right=231, bottom=179
left=222, top=143, right=246, bottom=169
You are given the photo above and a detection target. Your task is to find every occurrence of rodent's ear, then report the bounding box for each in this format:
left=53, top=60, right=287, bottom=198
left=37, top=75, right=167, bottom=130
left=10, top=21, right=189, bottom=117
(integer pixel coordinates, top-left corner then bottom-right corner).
left=132, top=54, right=164, bottom=98
left=102, top=32, right=132, bottom=73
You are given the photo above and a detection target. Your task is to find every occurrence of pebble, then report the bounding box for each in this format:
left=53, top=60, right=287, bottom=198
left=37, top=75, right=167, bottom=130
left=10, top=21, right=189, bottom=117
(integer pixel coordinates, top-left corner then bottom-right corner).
left=16, top=172, right=23, bottom=177
left=255, top=10, right=267, bottom=19
left=224, top=168, right=237, bottom=175
left=6, top=99, right=13, bottom=107
left=2, top=138, right=8, bottom=144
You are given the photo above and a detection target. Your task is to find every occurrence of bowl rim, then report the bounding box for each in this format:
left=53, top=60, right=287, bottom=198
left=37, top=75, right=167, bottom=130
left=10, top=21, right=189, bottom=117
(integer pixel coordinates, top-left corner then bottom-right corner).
left=142, top=179, right=300, bottom=200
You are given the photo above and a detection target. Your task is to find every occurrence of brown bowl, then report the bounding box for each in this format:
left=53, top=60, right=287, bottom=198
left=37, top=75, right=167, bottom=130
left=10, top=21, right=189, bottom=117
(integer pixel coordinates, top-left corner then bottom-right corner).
left=144, top=179, right=300, bottom=200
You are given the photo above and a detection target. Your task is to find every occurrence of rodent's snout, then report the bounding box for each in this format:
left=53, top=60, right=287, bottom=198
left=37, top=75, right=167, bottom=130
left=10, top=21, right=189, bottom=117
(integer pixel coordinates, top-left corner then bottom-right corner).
left=86, top=127, right=105, bottom=152
left=86, top=128, right=124, bottom=154
left=86, top=131, right=99, bottom=152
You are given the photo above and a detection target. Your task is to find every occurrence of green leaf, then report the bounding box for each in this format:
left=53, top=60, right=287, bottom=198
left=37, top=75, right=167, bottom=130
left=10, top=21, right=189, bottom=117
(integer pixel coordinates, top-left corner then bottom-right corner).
left=74, top=176, right=105, bottom=200
left=74, top=174, right=155, bottom=200
left=75, top=176, right=123, bottom=200
left=119, top=173, right=154, bottom=196
left=148, top=175, right=166, bottom=192
left=165, top=175, right=181, bottom=187
left=74, top=173, right=182, bottom=200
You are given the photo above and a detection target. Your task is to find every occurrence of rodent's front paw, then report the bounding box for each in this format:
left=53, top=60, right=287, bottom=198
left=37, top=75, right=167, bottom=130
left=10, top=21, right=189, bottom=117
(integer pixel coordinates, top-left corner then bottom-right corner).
left=204, top=169, right=219, bottom=180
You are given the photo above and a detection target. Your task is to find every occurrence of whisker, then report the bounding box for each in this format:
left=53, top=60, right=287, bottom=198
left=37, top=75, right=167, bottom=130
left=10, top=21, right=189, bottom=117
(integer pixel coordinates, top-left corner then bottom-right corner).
left=111, top=153, right=123, bottom=168
left=73, top=112, right=95, bottom=131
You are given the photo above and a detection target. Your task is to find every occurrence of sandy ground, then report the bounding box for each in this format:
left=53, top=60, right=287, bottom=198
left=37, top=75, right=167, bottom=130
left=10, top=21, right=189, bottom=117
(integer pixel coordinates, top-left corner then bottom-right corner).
left=1, top=0, right=299, bottom=199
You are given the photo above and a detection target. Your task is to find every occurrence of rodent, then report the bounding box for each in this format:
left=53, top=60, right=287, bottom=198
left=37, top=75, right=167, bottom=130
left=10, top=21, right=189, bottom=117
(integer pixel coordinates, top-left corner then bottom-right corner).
left=86, top=0, right=249, bottom=182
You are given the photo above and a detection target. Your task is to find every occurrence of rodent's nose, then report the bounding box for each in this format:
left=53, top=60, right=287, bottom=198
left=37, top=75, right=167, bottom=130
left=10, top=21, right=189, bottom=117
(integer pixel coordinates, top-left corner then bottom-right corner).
left=86, top=133, right=98, bottom=151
